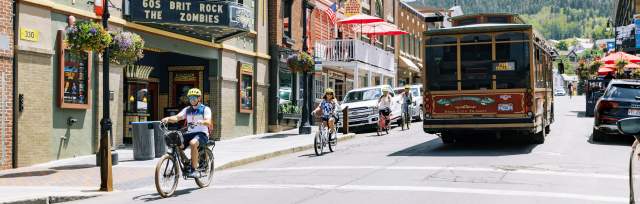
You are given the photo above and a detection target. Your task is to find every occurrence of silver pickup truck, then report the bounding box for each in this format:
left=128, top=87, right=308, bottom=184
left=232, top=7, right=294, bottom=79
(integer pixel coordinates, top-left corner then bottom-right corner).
left=337, top=85, right=402, bottom=131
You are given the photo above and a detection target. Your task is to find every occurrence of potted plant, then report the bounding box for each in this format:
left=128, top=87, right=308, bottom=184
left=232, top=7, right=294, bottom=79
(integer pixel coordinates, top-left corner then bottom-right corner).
left=66, top=20, right=112, bottom=53
left=615, top=59, right=629, bottom=78
left=110, top=31, right=145, bottom=65
left=588, top=61, right=603, bottom=76
left=287, top=51, right=315, bottom=72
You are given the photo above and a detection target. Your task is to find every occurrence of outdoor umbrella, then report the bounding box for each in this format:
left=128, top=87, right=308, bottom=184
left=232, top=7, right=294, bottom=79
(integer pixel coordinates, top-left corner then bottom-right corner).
left=597, top=64, right=617, bottom=75
left=361, top=22, right=409, bottom=35
left=337, top=14, right=384, bottom=40
left=600, top=52, right=640, bottom=64
left=625, top=63, right=640, bottom=69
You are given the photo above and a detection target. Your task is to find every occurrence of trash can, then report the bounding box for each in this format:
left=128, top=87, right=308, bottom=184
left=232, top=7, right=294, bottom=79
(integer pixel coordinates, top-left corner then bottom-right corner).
left=131, top=122, right=155, bottom=160
left=152, top=121, right=167, bottom=157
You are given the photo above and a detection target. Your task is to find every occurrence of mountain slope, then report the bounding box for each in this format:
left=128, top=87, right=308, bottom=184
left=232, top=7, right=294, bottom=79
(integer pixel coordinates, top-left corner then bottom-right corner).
left=407, top=0, right=614, bottom=40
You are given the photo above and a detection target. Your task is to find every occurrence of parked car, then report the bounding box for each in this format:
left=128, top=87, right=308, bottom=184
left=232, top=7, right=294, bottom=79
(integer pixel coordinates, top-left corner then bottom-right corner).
left=615, top=118, right=640, bottom=203
left=554, top=88, right=566, bottom=96
left=393, top=84, right=424, bottom=121
left=593, top=80, right=640, bottom=141
left=337, top=85, right=402, bottom=131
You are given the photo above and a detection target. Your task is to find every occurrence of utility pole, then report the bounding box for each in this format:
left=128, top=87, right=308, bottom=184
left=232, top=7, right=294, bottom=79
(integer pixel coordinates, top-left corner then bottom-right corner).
left=99, top=0, right=113, bottom=192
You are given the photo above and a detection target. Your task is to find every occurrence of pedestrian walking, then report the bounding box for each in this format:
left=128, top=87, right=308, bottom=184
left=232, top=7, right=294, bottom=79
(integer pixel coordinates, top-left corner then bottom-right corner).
left=568, top=83, right=573, bottom=99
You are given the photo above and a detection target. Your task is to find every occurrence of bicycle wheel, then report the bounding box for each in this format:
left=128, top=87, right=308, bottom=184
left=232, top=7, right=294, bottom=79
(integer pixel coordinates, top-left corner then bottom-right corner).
left=195, top=148, right=215, bottom=188
left=405, top=112, right=411, bottom=129
left=401, top=114, right=406, bottom=131
left=376, top=122, right=381, bottom=136
left=155, top=154, right=179, bottom=198
left=314, top=132, right=323, bottom=156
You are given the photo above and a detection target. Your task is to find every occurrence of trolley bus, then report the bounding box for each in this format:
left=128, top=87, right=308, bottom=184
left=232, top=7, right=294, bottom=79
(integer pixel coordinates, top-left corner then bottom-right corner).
left=422, top=13, right=555, bottom=144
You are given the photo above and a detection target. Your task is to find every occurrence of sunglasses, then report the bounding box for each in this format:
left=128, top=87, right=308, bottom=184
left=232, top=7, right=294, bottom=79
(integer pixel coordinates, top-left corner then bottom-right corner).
left=188, top=96, right=199, bottom=101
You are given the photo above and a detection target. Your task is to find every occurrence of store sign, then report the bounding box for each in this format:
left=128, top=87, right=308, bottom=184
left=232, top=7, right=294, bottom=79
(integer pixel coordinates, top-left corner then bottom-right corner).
left=493, top=61, right=516, bottom=71
left=19, top=28, right=39, bottom=42
left=129, top=0, right=253, bottom=38
left=635, top=18, right=640, bottom=49
left=344, top=0, right=361, bottom=17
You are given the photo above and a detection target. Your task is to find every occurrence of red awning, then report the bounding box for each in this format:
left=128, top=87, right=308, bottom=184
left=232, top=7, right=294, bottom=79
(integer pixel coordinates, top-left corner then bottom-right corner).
left=361, top=22, right=409, bottom=36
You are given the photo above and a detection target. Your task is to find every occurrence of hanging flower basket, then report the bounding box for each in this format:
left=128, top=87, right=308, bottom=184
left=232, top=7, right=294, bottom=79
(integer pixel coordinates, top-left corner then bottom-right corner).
left=66, top=20, right=112, bottom=53
left=287, top=51, right=315, bottom=73
left=111, top=32, right=145, bottom=65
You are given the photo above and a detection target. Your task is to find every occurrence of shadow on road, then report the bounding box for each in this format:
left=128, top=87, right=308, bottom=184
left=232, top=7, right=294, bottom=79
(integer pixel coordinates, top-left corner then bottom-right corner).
left=50, top=164, right=96, bottom=171
left=588, top=135, right=634, bottom=146
left=388, top=137, right=538, bottom=157
left=260, top=134, right=300, bottom=139
left=132, top=187, right=199, bottom=202
left=0, top=170, right=57, bottom=178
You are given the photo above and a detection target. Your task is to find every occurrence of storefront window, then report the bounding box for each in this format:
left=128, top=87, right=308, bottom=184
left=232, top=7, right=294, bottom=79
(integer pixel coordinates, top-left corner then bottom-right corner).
left=238, top=62, right=254, bottom=113
left=57, top=31, right=91, bottom=109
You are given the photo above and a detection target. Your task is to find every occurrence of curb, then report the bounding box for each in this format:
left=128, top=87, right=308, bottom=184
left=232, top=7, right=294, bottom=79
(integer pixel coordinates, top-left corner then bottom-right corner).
left=1, top=133, right=358, bottom=204
left=215, top=133, right=357, bottom=171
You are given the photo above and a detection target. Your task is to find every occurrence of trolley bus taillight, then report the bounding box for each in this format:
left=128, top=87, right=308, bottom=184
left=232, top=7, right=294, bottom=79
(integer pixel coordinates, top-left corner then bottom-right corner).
left=525, top=90, right=533, bottom=113
left=423, top=93, right=431, bottom=113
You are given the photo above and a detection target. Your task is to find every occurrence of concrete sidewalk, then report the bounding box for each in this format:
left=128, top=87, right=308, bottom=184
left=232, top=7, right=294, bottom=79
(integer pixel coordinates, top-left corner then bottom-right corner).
left=0, top=128, right=356, bottom=204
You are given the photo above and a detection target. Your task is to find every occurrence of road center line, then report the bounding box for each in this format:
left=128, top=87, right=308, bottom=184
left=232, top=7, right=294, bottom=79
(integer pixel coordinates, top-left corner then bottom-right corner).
left=208, top=184, right=626, bottom=203
left=224, top=166, right=626, bottom=179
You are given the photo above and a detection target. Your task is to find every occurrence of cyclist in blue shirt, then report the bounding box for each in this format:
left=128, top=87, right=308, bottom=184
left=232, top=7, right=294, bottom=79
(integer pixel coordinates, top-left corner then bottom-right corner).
left=161, top=88, right=212, bottom=178
left=312, top=88, right=340, bottom=135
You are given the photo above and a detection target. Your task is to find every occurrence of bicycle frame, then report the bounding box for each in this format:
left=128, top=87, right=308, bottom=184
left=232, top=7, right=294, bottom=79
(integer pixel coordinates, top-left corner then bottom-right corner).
left=379, top=112, right=390, bottom=129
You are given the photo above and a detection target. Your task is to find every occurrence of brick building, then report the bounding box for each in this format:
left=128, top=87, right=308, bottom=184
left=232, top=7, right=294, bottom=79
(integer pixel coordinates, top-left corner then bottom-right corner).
left=396, top=1, right=428, bottom=85
left=267, top=0, right=308, bottom=131
left=0, top=0, right=13, bottom=170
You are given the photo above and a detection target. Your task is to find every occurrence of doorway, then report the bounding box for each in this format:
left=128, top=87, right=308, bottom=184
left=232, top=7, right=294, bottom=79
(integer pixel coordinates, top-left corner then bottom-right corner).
left=147, top=81, right=159, bottom=121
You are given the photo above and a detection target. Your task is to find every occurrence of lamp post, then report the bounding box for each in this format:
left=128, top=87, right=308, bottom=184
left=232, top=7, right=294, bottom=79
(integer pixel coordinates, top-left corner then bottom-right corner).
left=99, top=0, right=113, bottom=192
left=299, top=0, right=315, bottom=134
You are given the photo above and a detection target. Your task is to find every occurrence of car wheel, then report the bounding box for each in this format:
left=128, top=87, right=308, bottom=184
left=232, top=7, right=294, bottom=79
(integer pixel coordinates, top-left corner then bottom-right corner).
left=592, top=129, right=606, bottom=142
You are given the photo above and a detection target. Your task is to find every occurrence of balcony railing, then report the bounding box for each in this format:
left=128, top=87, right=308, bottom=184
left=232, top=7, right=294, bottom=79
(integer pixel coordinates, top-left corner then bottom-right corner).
left=314, top=39, right=395, bottom=72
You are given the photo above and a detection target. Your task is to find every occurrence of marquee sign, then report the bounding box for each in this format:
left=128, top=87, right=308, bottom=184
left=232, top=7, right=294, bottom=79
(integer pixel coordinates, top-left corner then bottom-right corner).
left=129, top=0, right=253, bottom=41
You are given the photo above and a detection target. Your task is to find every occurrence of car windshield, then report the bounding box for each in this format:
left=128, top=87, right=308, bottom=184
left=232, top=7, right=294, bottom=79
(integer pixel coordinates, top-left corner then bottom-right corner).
left=344, top=89, right=382, bottom=103
left=604, top=84, right=640, bottom=99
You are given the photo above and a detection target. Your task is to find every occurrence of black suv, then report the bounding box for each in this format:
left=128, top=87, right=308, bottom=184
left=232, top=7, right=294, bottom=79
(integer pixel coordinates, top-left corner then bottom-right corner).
left=593, top=80, right=640, bottom=141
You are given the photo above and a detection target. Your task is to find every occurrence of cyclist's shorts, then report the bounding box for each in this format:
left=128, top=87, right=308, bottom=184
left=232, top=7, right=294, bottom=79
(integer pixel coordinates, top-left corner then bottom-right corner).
left=182, top=132, right=208, bottom=149
left=322, top=115, right=339, bottom=122
left=379, top=108, right=391, bottom=116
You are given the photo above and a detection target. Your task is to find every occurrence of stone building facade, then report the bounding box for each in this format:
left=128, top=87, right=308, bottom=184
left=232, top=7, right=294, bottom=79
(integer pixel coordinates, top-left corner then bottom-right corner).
left=13, top=0, right=268, bottom=167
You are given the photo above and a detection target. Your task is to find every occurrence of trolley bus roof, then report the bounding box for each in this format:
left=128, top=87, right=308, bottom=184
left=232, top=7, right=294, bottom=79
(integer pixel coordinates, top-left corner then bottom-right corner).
left=424, top=24, right=532, bottom=36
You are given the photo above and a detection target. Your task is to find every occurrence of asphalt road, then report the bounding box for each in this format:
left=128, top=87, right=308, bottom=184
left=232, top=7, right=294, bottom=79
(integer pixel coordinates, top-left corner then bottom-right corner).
left=71, top=96, right=634, bottom=204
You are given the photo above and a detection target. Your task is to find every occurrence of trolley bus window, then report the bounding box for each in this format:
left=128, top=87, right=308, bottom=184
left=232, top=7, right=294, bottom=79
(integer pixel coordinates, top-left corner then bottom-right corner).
left=426, top=45, right=458, bottom=91
left=495, top=42, right=530, bottom=89
left=461, top=43, right=492, bottom=90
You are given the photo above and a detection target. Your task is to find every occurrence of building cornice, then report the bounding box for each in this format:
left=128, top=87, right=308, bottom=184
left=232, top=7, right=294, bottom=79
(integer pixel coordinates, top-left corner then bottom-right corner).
left=20, top=0, right=271, bottom=60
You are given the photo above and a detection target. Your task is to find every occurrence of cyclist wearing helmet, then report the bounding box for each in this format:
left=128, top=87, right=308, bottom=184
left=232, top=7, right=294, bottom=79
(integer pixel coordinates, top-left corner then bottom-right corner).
left=161, top=88, right=212, bottom=178
left=378, top=87, right=392, bottom=124
left=312, top=88, right=340, bottom=134
left=401, top=85, right=413, bottom=116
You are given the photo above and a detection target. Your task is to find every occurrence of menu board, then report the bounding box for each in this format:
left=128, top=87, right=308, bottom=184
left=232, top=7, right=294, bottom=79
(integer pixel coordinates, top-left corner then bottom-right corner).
left=57, top=30, right=91, bottom=109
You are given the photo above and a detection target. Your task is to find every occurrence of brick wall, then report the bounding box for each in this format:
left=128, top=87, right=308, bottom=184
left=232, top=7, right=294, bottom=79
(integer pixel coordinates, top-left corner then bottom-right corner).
left=0, top=0, right=13, bottom=170
left=268, top=0, right=304, bottom=50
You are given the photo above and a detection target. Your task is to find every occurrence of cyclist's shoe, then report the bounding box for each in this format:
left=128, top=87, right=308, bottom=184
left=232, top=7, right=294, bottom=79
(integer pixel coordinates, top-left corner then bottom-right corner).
left=186, top=167, right=198, bottom=178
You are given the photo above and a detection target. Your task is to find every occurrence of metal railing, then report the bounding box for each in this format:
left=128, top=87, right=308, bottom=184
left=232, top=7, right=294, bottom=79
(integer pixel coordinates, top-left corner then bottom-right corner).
left=314, top=39, right=395, bottom=72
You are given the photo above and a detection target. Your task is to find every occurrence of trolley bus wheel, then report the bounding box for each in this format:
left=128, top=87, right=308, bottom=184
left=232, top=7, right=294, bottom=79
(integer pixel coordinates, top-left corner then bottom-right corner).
left=440, top=132, right=455, bottom=144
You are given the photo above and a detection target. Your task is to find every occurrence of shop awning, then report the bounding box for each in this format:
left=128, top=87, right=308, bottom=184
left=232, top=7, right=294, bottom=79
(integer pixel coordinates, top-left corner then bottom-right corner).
left=399, top=56, right=420, bottom=73
left=128, top=1, right=253, bottom=42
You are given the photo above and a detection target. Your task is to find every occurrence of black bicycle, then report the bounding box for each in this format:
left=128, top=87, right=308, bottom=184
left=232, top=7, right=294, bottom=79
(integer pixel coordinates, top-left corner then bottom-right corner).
left=154, top=122, right=215, bottom=198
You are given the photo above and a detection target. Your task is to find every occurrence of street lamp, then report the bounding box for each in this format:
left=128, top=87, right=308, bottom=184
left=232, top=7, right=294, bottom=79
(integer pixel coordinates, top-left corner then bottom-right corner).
left=99, top=0, right=113, bottom=192
left=299, top=0, right=315, bottom=134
